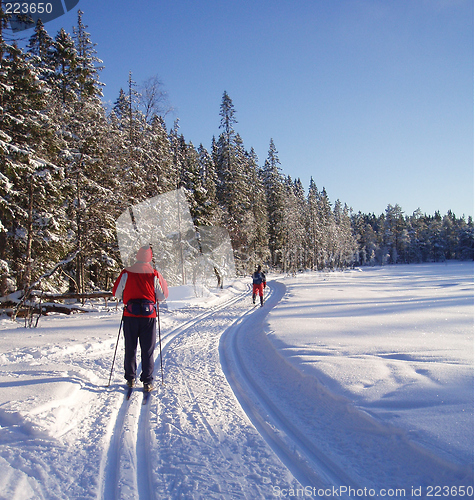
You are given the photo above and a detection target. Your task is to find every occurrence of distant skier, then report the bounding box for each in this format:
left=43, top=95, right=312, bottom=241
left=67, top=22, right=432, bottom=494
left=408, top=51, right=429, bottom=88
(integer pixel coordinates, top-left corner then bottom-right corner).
left=112, top=246, right=168, bottom=392
left=252, top=265, right=267, bottom=307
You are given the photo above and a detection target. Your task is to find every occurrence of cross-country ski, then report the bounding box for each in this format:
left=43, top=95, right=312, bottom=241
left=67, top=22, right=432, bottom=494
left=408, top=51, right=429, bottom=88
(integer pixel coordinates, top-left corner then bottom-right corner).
left=126, top=386, right=133, bottom=400
left=142, top=391, right=151, bottom=405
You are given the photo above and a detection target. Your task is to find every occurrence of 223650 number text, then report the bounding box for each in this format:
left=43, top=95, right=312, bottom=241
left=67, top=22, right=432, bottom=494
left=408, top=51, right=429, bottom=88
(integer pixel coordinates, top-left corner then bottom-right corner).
left=4, top=3, right=53, bottom=14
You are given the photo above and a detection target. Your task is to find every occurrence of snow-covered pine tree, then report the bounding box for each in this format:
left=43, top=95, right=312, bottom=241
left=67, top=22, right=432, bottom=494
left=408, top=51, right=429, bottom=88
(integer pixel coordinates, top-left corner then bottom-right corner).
left=404, top=209, right=428, bottom=263
left=439, top=211, right=461, bottom=261
left=384, top=204, right=408, bottom=264
left=169, top=119, right=185, bottom=191
left=307, top=177, right=321, bottom=270
left=215, top=91, right=238, bottom=208
left=456, top=215, right=474, bottom=260
left=187, top=143, right=219, bottom=227
left=293, top=178, right=308, bottom=269
left=316, top=187, right=334, bottom=269
left=280, top=176, right=306, bottom=274
left=219, top=91, right=237, bottom=146
left=0, top=40, right=65, bottom=292
left=112, top=88, right=128, bottom=122
left=107, top=90, right=131, bottom=208
left=427, top=212, right=447, bottom=263
left=245, top=148, right=269, bottom=271
left=197, top=143, right=221, bottom=226
left=262, top=139, right=286, bottom=268
left=144, top=115, right=175, bottom=196
left=350, top=211, right=375, bottom=266
left=180, top=139, right=202, bottom=221
left=48, top=27, right=79, bottom=104
left=73, top=10, right=104, bottom=99
left=333, top=200, right=357, bottom=268
left=227, top=133, right=253, bottom=248
left=109, top=74, right=150, bottom=207
left=47, top=15, right=113, bottom=292
left=214, top=92, right=254, bottom=270
left=26, top=19, right=54, bottom=82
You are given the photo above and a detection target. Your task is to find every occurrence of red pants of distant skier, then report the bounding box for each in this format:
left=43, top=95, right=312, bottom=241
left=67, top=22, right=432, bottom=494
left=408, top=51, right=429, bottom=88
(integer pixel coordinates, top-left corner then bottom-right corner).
left=252, top=284, right=264, bottom=305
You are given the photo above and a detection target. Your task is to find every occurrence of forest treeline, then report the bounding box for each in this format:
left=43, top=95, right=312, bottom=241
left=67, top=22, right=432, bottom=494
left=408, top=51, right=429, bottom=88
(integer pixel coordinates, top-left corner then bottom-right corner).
left=0, top=11, right=473, bottom=296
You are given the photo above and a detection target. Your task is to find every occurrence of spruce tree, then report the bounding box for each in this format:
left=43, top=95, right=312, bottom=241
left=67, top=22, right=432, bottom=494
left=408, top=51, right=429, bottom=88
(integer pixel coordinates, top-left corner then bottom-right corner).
left=384, top=204, right=407, bottom=263
left=145, top=115, right=175, bottom=196
left=49, top=27, right=79, bottom=104
left=169, top=119, right=185, bottom=191
left=0, top=42, right=65, bottom=292
left=307, top=177, right=321, bottom=270
left=26, top=19, right=54, bottom=81
left=47, top=16, right=114, bottom=292
left=109, top=74, right=148, bottom=206
left=214, top=92, right=252, bottom=270
left=246, top=148, right=269, bottom=269
left=316, top=187, right=334, bottom=269
left=262, top=139, right=285, bottom=268
left=281, top=176, right=306, bottom=274
left=73, top=10, right=104, bottom=99
left=333, top=201, right=357, bottom=268
left=196, top=143, right=220, bottom=226
left=215, top=91, right=238, bottom=208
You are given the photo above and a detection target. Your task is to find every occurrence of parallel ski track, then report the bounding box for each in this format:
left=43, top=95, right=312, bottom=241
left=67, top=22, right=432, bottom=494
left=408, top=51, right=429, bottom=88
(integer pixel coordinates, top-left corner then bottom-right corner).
left=219, top=280, right=359, bottom=497
left=98, top=284, right=251, bottom=500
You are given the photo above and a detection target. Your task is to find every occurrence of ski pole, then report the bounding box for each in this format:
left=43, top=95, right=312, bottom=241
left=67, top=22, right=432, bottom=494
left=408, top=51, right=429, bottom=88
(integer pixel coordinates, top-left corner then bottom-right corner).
left=150, top=243, right=164, bottom=385
left=157, top=302, right=164, bottom=385
left=107, top=312, right=124, bottom=387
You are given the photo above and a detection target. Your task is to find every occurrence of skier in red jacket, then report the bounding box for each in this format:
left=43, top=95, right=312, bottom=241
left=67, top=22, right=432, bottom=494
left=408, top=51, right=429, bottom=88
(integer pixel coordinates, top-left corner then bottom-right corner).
left=112, top=246, right=169, bottom=392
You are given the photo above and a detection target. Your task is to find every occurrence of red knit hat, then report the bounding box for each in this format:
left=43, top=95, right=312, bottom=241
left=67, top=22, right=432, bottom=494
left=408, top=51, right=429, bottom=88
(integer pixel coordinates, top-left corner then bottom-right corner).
left=136, top=246, right=153, bottom=262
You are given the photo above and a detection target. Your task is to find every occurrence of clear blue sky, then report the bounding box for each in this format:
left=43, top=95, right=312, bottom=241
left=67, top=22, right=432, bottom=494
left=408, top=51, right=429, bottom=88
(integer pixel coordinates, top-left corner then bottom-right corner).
left=14, top=0, right=474, bottom=218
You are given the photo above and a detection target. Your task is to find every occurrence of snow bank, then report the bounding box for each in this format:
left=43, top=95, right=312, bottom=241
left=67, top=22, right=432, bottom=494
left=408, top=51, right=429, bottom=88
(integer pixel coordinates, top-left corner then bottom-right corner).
left=165, top=284, right=215, bottom=310
left=266, top=262, right=474, bottom=468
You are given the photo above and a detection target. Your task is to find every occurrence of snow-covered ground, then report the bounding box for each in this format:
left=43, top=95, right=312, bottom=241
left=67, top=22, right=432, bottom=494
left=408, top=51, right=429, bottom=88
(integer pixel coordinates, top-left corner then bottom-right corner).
left=0, top=262, right=472, bottom=499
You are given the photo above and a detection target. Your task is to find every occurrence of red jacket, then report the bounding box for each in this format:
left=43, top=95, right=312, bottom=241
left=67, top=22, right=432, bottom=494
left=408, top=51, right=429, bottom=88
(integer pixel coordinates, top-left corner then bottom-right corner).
left=112, top=262, right=168, bottom=317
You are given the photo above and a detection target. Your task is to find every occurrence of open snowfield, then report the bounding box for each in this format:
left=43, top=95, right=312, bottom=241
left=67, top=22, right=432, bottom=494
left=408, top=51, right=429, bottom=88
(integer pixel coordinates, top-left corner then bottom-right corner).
left=0, top=262, right=472, bottom=499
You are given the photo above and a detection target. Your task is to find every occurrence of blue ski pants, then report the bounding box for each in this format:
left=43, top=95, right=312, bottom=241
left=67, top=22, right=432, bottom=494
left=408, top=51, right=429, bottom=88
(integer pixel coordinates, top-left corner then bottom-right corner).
left=123, top=316, right=156, bottom=384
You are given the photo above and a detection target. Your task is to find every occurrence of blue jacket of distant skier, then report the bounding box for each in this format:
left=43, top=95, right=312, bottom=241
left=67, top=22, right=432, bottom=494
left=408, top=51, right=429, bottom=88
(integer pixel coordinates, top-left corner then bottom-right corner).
left=252, top=272, right=266, bottom=285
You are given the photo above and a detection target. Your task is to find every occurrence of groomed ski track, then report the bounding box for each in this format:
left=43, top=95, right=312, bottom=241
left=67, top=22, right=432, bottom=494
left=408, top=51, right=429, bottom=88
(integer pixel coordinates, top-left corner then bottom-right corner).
left=97, top=281, right=307, bottom=499
left=97, top=282, right=257, bottom=499
left=219, top=281, right=359, bottom=496
left=96, top=279, right=470, bottom=499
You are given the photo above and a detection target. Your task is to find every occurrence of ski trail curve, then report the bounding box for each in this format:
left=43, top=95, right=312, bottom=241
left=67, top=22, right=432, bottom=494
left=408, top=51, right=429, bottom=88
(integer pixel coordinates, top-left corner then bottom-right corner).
left=220, top=280, right=473, bottom=495
left=219, top=280, right=360, bottom=495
